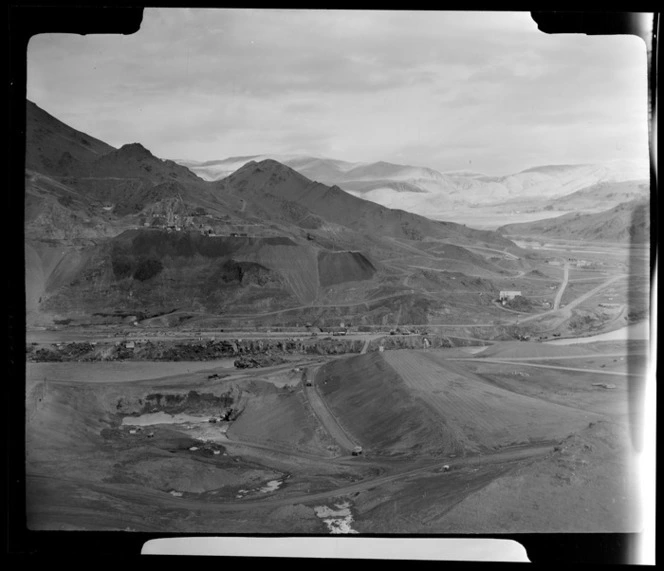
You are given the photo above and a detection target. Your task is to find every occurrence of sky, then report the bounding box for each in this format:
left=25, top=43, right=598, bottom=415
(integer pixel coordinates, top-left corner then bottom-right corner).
left=27, top=9, right=651, bottom=176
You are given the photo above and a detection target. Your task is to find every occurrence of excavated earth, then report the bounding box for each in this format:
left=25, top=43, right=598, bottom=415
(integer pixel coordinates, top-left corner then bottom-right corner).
left=25, top=337, right=643, bottom=533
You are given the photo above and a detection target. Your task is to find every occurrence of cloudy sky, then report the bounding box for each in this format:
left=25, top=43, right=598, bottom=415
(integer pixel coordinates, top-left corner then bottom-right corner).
left=27, top=9, right=650, bottom=175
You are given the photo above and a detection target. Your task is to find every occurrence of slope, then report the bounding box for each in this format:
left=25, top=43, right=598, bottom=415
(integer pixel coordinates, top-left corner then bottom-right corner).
left=317, top=351, right=598, bottom=457
left=24, top=101, right=526, bottom=327
left=434, top=420, right=640, bottom=532
left=498, top=199, right=650, bottom=243
left=181, top=154, right=650, bottom=220
left=542, top=179, right=649, bottom=212
left=218, top=159, right=516, bottom=250
left=25, top=100, right=116, bottom=175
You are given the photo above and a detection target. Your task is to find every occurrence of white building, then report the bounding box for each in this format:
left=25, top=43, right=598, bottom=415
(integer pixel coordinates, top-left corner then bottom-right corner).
left=499, top=290, right=521, bottom=302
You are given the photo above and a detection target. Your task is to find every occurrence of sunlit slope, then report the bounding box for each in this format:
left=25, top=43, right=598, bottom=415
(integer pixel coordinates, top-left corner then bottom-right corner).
left=318, top=351, right=599, bottom=456
left=226, top=380, right=334, bottom=456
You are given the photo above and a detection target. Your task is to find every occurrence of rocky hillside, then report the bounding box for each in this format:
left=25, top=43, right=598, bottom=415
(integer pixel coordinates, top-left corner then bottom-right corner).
left=25, top=100, right=525, bottom=327
left=216, top=159, right=516, bottom=249
left=25, top=100, right=115, bottom=175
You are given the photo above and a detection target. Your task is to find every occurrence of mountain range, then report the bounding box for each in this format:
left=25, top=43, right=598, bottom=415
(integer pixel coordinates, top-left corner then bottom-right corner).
left=24, top=100, right=650, bottom=330
left=25, top=100, right=529, bottom=329
left=177, top=154, right=650, bottom=221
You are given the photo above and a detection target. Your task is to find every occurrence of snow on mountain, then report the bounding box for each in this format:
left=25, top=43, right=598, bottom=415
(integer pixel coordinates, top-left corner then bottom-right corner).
left=175, top=154, right=650, bottom=219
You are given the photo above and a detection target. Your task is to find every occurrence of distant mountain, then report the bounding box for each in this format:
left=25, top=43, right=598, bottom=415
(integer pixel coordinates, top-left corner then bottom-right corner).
left=542, top=179, right=650, bottom=212
left=177, top=154, right=320, bottom=182
left=177, top=154, right=650, bottom=220
left=497, top=199, right=650, bottom=243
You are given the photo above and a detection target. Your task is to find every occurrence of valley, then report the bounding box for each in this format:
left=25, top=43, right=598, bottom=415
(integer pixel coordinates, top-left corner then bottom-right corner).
left=23, top=100, right=651, bottom=535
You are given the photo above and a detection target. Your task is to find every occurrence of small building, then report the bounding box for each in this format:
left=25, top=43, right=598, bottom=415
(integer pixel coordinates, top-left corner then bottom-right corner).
left=499, top=290, right=521, bottom=301
left=352, top=446, right=363, bottom=456
left=499, top=290, right=521, bottom=305
left=125, top=341, right=135, bottom=349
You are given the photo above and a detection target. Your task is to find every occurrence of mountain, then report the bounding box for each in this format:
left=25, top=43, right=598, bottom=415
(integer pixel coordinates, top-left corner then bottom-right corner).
left=497, top=199, right=650, bottom=243
left=540, top=179, right=650, bottom=212
left=26, top=100, right=116, bottom=174
left=176, top=155, right=442, bottom=185
left=26, top=100, right=525, bottom=329
left=177, top=154, right=650, bottom=222
left=215, top=159, right=515, bottom=248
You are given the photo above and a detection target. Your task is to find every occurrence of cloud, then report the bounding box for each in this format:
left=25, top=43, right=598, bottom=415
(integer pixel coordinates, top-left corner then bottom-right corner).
left=26, top=9, right=650, bottom=175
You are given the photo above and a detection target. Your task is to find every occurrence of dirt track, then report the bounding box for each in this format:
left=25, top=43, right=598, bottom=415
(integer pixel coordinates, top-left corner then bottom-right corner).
left=27, top=441, right=553, bottom=518
left=216, top=442, right=554, bottom=510
left=553, top=260, right=570, bottom=309
left=517, top=273, right=627, bottom=326
left=305, top=367, right=357, bottom=452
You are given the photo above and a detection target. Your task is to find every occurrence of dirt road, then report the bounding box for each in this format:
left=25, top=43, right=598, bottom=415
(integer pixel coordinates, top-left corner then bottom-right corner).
left=304, top=367, right=357, bottom=452
left=29, top=442, right=552, bottom=517
left=229, top=442, right=553, bottom=510
left=517, top=273, right=627, bottom=326
left=553, top=260, right=570, bottom=310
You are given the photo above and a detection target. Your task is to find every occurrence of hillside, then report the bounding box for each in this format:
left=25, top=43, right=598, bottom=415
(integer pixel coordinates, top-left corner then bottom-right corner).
left=497, top=199, right=650, bottom=243
left=542, top=179, right=649, bottom=212
left=25, top=100, right=528, bottom=328
left=25, top=100, right=116, bottom=175
left=216, top=159, right=516, bottom=249
left=318, top=351, right=598, bottom=456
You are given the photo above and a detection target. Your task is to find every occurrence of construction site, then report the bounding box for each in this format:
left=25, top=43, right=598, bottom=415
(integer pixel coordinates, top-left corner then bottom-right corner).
left=21, top=90, right=652, bottom=538
left=25, top=232, right=650, bottom=534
